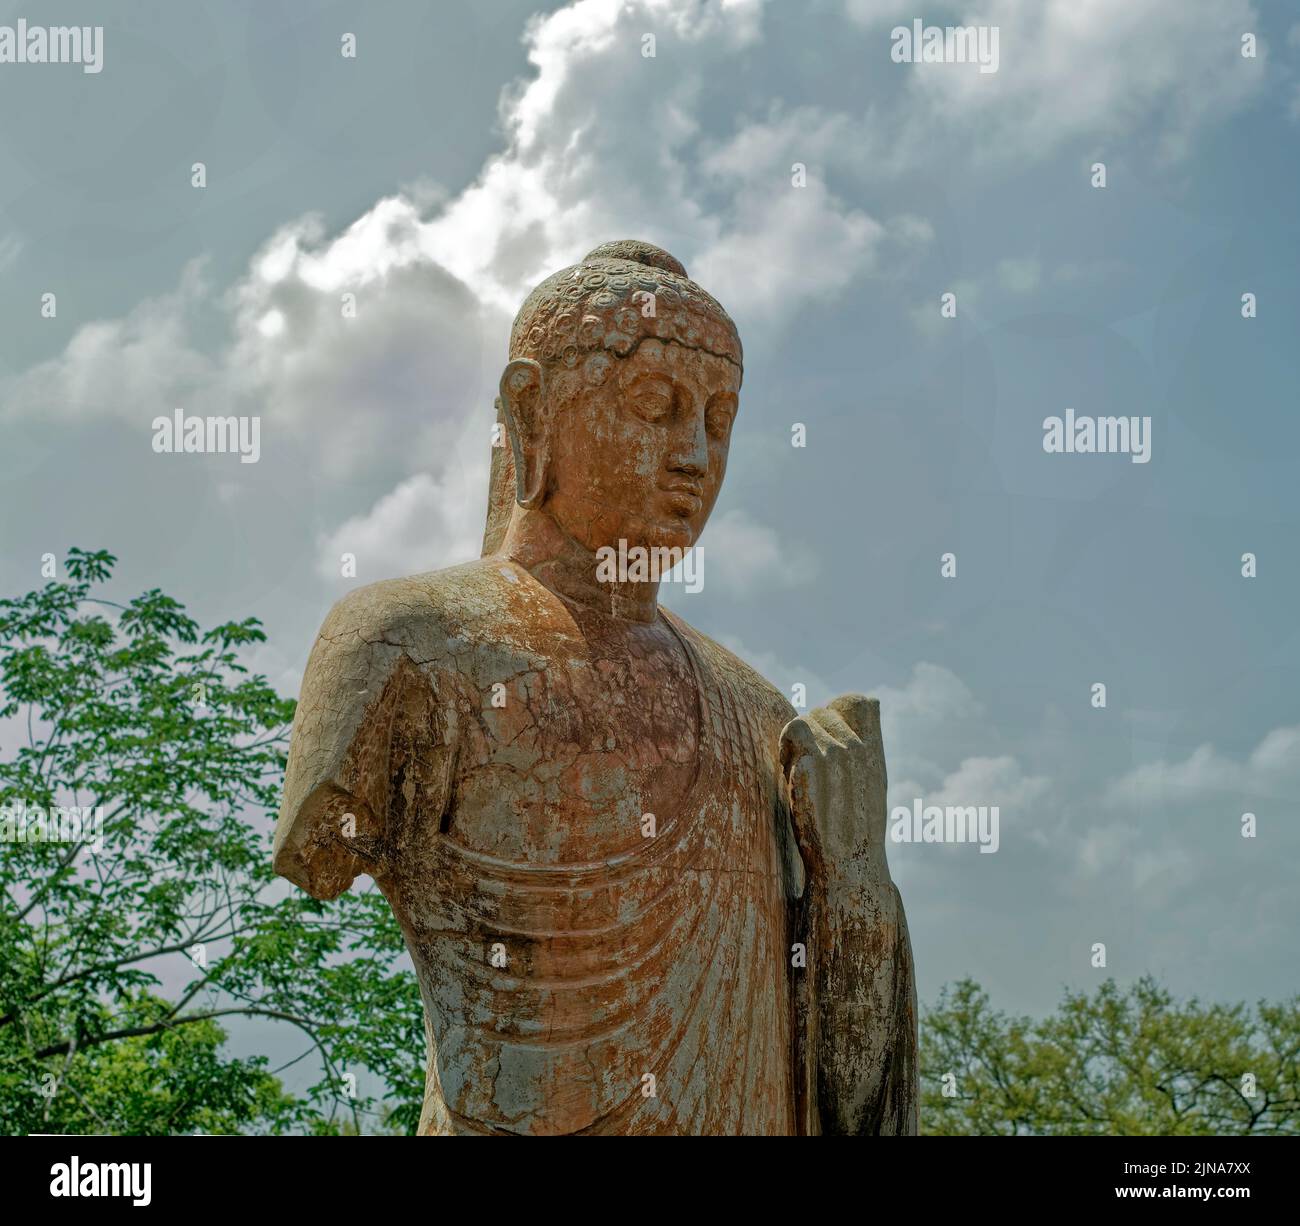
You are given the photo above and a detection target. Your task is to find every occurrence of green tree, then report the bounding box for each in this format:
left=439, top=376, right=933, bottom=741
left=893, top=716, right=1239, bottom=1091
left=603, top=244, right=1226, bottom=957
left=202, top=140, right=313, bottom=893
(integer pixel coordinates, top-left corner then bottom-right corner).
left=0, top=549, right=424, bottom=1135
left=921, top=977, right=1300, bottom=1135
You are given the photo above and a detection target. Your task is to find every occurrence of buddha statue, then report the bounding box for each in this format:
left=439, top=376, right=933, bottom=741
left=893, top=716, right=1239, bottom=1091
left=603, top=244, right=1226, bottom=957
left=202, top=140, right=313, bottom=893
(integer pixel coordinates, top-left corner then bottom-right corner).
left=274, top=239, right=917, bottom=1135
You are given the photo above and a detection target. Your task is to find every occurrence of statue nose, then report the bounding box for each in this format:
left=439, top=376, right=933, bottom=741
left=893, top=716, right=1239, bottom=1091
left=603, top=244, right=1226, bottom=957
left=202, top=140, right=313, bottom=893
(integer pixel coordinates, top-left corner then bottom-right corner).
left=668, top=408, right=710, bottom=476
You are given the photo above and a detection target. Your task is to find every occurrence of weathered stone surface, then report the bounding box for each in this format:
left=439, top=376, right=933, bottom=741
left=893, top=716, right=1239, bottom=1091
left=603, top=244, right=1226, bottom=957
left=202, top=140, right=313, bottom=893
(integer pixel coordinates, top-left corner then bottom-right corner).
left=274, top=240, right=918, bottom=1135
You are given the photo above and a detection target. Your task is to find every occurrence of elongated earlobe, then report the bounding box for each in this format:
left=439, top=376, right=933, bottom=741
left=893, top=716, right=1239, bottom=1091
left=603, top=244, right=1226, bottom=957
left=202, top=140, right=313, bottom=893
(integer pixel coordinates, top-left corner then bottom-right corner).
left=498, top=359, right=549, bottom=510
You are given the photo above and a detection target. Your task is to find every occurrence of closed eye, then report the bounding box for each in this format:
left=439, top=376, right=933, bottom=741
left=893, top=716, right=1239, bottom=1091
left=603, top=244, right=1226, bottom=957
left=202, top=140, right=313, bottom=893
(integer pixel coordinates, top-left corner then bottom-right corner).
left=628, top=376, right=675, bottom=424
left=706, top=392, right=737, bottom=439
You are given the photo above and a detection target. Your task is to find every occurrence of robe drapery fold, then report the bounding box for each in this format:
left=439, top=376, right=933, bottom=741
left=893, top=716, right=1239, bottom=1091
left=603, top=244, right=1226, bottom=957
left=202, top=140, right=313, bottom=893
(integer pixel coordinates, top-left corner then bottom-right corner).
left=401, top=612, right=800, bottom=1135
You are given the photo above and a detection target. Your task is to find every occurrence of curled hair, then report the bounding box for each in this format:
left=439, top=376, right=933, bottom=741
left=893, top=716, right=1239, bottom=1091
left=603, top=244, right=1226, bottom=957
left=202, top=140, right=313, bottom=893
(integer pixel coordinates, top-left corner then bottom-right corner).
left=508, top=240, right=742, bottom=370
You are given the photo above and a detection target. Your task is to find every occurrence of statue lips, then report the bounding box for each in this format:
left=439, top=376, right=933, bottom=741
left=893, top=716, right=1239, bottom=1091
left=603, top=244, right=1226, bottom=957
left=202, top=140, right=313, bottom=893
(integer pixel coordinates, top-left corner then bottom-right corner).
left=660, top=478, right=704, bottom=518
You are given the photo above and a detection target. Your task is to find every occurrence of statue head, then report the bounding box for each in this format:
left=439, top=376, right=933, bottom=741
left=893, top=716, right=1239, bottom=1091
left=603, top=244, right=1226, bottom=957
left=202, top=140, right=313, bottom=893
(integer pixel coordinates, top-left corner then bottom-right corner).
left=483, top=240, right=743, bottom=558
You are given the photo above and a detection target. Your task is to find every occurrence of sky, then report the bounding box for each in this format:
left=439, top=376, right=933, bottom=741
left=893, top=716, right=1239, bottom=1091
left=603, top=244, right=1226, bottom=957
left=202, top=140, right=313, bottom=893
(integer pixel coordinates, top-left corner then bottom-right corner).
left=1, top=0, right=1297, bottom=1087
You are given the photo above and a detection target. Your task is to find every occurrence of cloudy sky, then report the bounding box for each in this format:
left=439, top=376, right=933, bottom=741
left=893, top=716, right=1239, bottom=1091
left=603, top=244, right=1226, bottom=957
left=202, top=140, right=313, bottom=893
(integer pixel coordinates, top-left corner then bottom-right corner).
left=2, top=0, right=1297, bottom=1058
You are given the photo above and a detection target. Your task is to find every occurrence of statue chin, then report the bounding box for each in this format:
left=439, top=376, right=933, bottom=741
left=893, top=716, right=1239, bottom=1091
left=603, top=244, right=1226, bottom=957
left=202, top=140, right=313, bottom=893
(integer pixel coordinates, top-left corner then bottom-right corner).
left=619, top=521, right=698, bottom=556
left=552, top=503, right=700, bottom=558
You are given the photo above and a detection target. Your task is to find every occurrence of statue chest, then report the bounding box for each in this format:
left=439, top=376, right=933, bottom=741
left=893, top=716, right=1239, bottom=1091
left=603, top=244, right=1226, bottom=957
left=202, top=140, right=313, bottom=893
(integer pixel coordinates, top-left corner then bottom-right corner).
left=442, top=632, right=702, bottom=864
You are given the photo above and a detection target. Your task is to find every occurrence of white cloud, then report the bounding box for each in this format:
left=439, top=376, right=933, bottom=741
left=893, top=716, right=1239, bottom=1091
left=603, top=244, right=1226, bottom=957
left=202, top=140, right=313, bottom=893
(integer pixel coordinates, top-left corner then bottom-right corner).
left=407, top=0, right=782, bottom=320
left=888, top=0, right=1264, bottom=168
left=695, top=106, right=933, bottom=315
left=1250, top=725, right=1300, bottom=775
left=316, top=465, right=487, bottom=584
left=1074, top=814, right=1200, bottom=905
left=0, top=216, right=499, bottom=486
left=2, top=259, right=217, bottom=423
left=696, top=172, right=886, bottom=320
left=891, top=753, right=1051, bottom=858
left=222, top=203, right=499, bottom=480
left=418, top=0, right=904, bottom=328
left=1104, top=725, right=1300, bottom=809
left=702, top=507, right=815, bottom=596
left=873, top=660, right=982, bottom=731
left=927, top=754, right=1050, bottom=813
left=1067, top=724, right=1300, bottom=905
left=861, top=664, right=1056, bottom=849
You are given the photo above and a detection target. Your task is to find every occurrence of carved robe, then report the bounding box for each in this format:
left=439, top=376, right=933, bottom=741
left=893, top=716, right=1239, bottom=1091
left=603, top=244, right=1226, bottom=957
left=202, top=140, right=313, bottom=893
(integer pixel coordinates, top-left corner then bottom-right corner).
left=274, top=571, right=805, bottom=1135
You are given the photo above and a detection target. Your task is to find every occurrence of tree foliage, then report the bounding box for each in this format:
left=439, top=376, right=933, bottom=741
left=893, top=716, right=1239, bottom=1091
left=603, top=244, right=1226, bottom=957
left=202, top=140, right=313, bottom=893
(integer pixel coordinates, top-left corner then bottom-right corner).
left=922, top=977, right=1300, bottom=1135
left=0, top=550, right=424, bottom=1134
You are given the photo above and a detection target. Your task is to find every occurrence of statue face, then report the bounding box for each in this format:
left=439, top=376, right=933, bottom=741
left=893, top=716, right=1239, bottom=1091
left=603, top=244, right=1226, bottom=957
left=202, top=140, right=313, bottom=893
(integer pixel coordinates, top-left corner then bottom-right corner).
left=546, top=339, right=740, bottom=553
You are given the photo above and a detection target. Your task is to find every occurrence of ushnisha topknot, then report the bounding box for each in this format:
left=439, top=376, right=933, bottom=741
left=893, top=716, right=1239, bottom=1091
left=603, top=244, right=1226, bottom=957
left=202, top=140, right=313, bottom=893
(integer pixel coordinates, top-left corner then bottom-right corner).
left=508, top=238, right=743, bottom=372
left=583, top=239, right=688, bottom=277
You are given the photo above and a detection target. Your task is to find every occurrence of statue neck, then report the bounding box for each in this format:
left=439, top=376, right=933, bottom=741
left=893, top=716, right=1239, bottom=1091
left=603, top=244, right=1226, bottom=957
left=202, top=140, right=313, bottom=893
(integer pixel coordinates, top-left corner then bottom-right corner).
left=501, top=506, right=661, bottom=624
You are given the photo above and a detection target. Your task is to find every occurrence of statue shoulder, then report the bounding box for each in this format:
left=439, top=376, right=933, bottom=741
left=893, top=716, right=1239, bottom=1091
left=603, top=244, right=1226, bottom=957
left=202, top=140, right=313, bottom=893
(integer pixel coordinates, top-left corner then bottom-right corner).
left=275, top=560, right=498, bottom=899
left=313, top=559, right=495, bottom=665
left=663, top=610, right=797, bottom=728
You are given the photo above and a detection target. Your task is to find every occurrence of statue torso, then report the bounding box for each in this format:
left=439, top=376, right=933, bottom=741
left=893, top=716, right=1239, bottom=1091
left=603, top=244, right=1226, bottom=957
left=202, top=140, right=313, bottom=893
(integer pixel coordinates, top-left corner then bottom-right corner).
left=354, top=560, right=801, bottom=1134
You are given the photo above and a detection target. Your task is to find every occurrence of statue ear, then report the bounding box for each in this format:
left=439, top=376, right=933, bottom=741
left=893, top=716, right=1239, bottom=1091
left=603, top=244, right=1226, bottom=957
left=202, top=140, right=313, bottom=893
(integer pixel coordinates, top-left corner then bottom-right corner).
left=498, top=359, right=549, bottom=510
